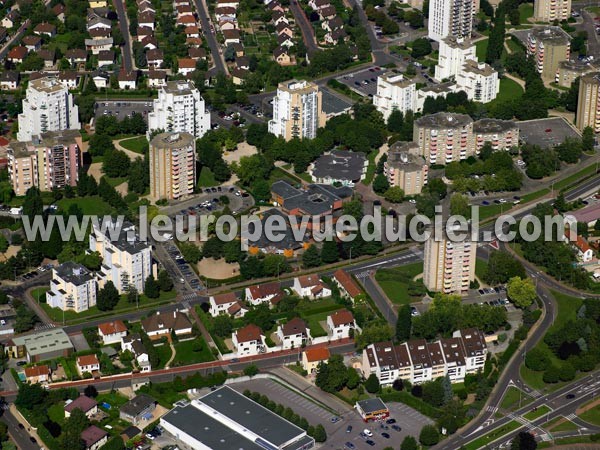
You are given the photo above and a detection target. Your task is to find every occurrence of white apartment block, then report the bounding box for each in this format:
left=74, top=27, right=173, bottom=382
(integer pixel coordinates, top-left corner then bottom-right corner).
left=46, top=262, right=97, bottom=313
left=17, top=77, right=80, bottom=142
left=434, top=37, right=476, bottom=81
left=362, top=329, right=487, bottom=386
left=373, top=72, right=417, bottom=120
left=413, top=112, right=475, bottom=165
left=428, top=0, right=473, bottom=42
left=268, top=79, right=326, bottom=140
left=534, top=0, right=571, bottom=22
left=455, top=60, right=499, bottom=103
left=148, top=80, right=211, bottom=139
left=89, top=220, right=154, bottom=294
left=423, top=226, right=476, bottom=294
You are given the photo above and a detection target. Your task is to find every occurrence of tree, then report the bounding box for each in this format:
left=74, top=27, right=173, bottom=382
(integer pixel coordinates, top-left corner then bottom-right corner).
left=347, top=367, right=360, bottom=389
left=411, top=38, right=432, bottom=58
left=525, top=347, right=550, bottom=371
left=84, top=385, right=98, bottom=398
left=103, top=149, right=131, bottom=178
left=507, top=277, right=536, bottom=308
left=97, top=281, right=120, bottom=311
left=483, top=251, right=526, bottom=285
left=486, top=12, right=505, bottom=64
left=373, top=174, right=390, bottom=194
left=313, top=424, right=327, bottom=443
left=0, top=235, right=9, bottom=254
left=396, top=304, right=412, bottom=341
left=302, top=245, right=321, bottom=268
left=401, top=436, right=418, bottom=450
left=365, top=373, right=380, bottom=393
left=315, top=354, right=349, bottom=392
left=213, top=314, right=234, bottom=337
left=88, top=133, right=115, bottom=156
left=223, top=240, right=243, bottom=263
left=15, top=383, right=47, bottom=410
left=449, top=193, right=471, bottom=218
left=321, top=240, right=339, bottom=263
left=179, top=242, right=202, bottom=264
left=22, top=187, right=43, bottom=223
left=144, top=275, right=160, bottom=299
left=243, top=364, right=259, bottom=377
left=157, top=270, right=173, bottom=292
left=60, top=408, right=89, bottom=450
left=511, top=431, right=537, bottom=450
left=202, top=236, right=224, bottom=259
left=384, top=186, right=405, bottom=203
left=387, top=110, right=404, bottom=133
left=419, top=425, right=440, bottom=446
left=582, top=126, right=595, bottom=152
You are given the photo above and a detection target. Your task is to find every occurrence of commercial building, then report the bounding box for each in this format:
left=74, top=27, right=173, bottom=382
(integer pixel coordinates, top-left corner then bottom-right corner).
left=271, top=180, right=352, bottom=218
left=268, top=79, right=326, bottom=140
left=90, top=220, right=154, bottom=294
left=413, top=112, right=475, bottom=165
left=385, top=142, right=428, bottom=195
left=160, top=386, right=315, bottom=450
left=373, top=72, right=417, bottom=119
left=46, top=262, right=97, bottom=313
left=8, top=130, right=82, bottom=196
left=427, top=0, right=473, bottom=42
left=8, top=328, right=74, bottom=363
left=149, top=132, right=196, bottom=200
left=362, top=329, right=487, bottom=385
left=423, top=225, right=476, bottom=294
left=473, top=118, right=519, bottom=152
left=355, top=398, right=389, bottom=422
left=533, top=0, right=571, bottom=22
left=556, top=60, right=595, bottom=88
left=308, top=150, right=367, bottom=187
left=17, top=77, right=80, bottom=142
left=576, top=72, right=600, bottom=133
left=527, top=27, right=571, bottom=83
left=148, top=80, right=211, bottom=138
left=455, top=60, right=499, bottom=103
left=435, top=37, right=476, bottom=81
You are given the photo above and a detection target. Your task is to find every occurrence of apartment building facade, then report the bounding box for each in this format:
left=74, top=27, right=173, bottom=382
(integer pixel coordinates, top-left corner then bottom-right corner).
left=384, top=142, right=429, bottom=196
left=527, top=27, right=571, bottom=83
left=46, top=262, right=97, bottom=313
left=268, top=79, right=326, bottom=140
left=373, top=72, right=417, bottom=120
left=427, top=0, right=473, bottom=42
left=149, top=132, right=196, bottom=200
left=413, top=112, right=475, bottom=165
left=17, top=77, right=80, bottom=142
left=556, top=60, right=595, bottom=88
left=89, top=221, right=154, bottom=294
left=576, top=71, right=600, bottom=133
left=362, top=329, right=487, bottom=385
left=423, top=227, right=476, bottom=294
left=455, top=60, right=499, bottom=103
left=148, top=80, right=211, bottom=138
left=533, top=0, right=571, bottom=22
left=434, top=37, right=476, bottom=81
left=473, top=118, right=519, bottom=152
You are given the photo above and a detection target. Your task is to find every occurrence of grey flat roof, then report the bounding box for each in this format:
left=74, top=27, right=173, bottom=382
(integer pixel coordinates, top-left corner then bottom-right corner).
left=321, top=87, right=352, bottom=116
left=311, top=150, right=366, bottom=182
left=517, top=117, right=580, bottom=148
left=356, top=398, right=388, bottom=414
left=12, top=328, right=73, bottom=357
left=199, top=386, right=306, bottom=447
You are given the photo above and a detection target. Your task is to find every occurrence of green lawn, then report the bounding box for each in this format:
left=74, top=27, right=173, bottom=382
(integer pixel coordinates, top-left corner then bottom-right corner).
left=463, top=421, right=521, bottom=450
left=155, top=343, right=173, bottom=369
left=171, top=337, right=215, bottom=366
left=479, top=204, right=506, bottom=221
left=475, top=38, right=489, bottom=61
left=119, top=136, right=148, bottom=154
left=304, top=311, right=333, bottom=338
left=493, top=77, right=524, bottom=104
left=41, top=290, right=177, bottom=324
left=578, top=404, right=600, bottom=426
left=57, top=196, right=114, bottom=216
left=104, top=177, right=127, bottom=187
left=475, top=258, right=488, bottom=281
left=506, top=38, right=524, bottom=54
left=374, top=262, right=424, bottom=305
left=548, top=417, right=579, bottom=432
left=556, top=163, right=599, bottom=191
left=500, top=386, right=532, bottom=411
left=523, top=405, right=551, bottom=420
left=198, top=167, right=218, bottom=187
left=31, top=287, right=49, bottom=303
left=47, top=402, right=65, bottom=424
left=520, top=291, right=583, bottom=390
left=521, top=188, right=550, bottom=203
left=587, top=6, right=600, bottom=14
left=518, top=3, right=534, bottom=23
left=363, top=150, right=378, bottom=185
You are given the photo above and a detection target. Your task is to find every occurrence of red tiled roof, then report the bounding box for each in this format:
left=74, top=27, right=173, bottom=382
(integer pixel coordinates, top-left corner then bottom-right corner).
left=333, top=269, right=361, bottom=297
left=178, top=58, right=196, bottom=68
left=297, top=274, right=321, bottom=288
left=8, top=46, right=27, bottom=59
left=304, top=347, right=330, bottom=362
left=248, top=282, right=281, bottom=299
left=24, top=364, right=50, bottom=378
left=575, top=234, right=592, bottom=253
left=65, top=395, right=97, bottom=413
left=77, top=354, right=99, bottom=366
left=329, top=309, right=354, bottom=327
left=98, top=320, right=127, bottom=335
left=281, top=317, right=308, bottom=336
left=236, top=324, right=263, bottom=343
left=213, top=292, right=237, bottom=305
left=81, top=426, right=108, bottom=447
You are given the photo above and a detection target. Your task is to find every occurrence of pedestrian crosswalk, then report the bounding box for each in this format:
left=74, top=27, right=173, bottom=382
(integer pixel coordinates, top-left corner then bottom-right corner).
left=35, top=323, right=55, bottom=331
left=565, top=413, right=577, bottom=420
left=182, top=293, right=197, bottom=302
left=486, top=406, right=499, bottom=413
left=539, top=433, right=552, bottom=442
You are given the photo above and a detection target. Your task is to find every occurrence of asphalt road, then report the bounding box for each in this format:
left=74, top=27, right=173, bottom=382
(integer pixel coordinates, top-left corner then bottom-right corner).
left=582, top=9, right=600, bottom=58
left=112, top=0, right=134, bottom=72
left=1, top=408, right=40, bottom=450
left=192, top=0, right=228, bottom=75
left=564, top=173, right=600, bottom=202
left=290, top=0, right=319, bottom=55
left=0, top=20, right=29, bottom=61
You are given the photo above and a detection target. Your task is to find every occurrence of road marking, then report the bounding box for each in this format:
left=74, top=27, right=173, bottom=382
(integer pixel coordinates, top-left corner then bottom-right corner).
left=566, top=413, right=577, bottom=420
left=486, top=406, right=499, bottom=413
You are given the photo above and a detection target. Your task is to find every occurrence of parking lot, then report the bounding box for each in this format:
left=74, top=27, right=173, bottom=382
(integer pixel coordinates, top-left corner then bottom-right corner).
left=336, top=66, right=387, bottom=97
left=94, top=100, right=154, bottom=121
left=517, top=117, right=581, bottom=149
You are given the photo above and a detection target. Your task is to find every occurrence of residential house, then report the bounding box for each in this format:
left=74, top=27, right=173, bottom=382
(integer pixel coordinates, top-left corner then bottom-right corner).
left=326, top=309, right=358, bottom=339
left=121, top=334, right=151, bottom=372
left=272, top=10, right=288, bottom=26
left=89, top=0, right=108, bottom=7
left=453, top=329, right=487, bottom=374
left=88, top=28, right=112, bottom=41
left=231, top=67, right=248, bottom=86
left=147, top=69, right=167, bottom=87
left=273, top=46, right=293, bottom=66
left=176, top=4, right=194, bottom=18
left=325, top=28, right=346, bottom=44
left=571, top=234, right=595, bottom=263
left=92, top=71, right=109, bottom=89
left=87, top=14, right=111, bottom=31
left=219, top=20, right=237, bottom=31
left=176, top=14, right=197, bottom=26
left=292, top=274, right=332, bottom=299
left=309, top=0, right=330, bottom=10
left=185, top=25, right=200, bottom=38
left=146, top=48, right=164, bottom=69
left=138, top=11, right=155, bottom=30
left=98, top=320, right=128, bottom=345
left=81, top=426, right=108, bottom=450
left=65, top=49, right=88, bottom=66
left=52, top=4, right=66, bottom=22
left=217, top=0, right=240, bottom=7
left=277, top=317, right=311, bottom=350
left=0, top=71, right=19, bottom=90
left=38, top=49, right=55, bottom=68
left=24, top=364, right=51, bottom=384
left=59, top=71, right=80, bottom=89
left=319, top=5, right=336, bottom=20
left=188, top=47, right=207, bottom=60
left=137, top=26, right=154, bottom=41
left=22, top=35, right=42, bottom=52
left=177, top=58, right=197, bottom=75
left=186, top=36, right=203, bottom=47
left=209, top=292, right=238, bottom=317
left=76, top=354, right=100, bottom=376
left=245, top=282, right=283, bottom=307
left=236, top=56, right=250, bottom=70
left=141, top=311, right=193, bottom=338
left=118, top=70, right=137, bottom=89
left=302, top=347, right=330, bottom=373
left=277, top=33, right=294, bottom=48
left=276, top=22, right=293, bottom=38
left=85, top=37, right=113, bottom=54
left=119, top=394, right=157, bottom=425
left=7, top=46, right=27, bottom=64
left=232, top=324, right=266, bottom=356
left=268, top=1, right=285, bottom=13
left=138, top=0, right=155, bottom=13
left=65, top=395, right=98, bottom=419
left=141, top=35, right=159, bottom=49
left=2, top=10, right=19, bottom=28
left=332, top=269, right=362, bottom=301
left=215, top=6, right=237, bottom=20
left=223, top=29, right=241, bottom=45
left=97, top=50, right=114, bottom=66
left=323, top=17, right=344, bottom=32
left=34, top=22, right=57, bottom=37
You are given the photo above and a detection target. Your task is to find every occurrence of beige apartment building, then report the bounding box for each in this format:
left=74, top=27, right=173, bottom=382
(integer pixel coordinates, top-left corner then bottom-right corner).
left=556, top=60, right=596, bottom=88
left=268, top=80, right=326, bottom=140
left=576, top=72, right=600, bottom=133
left=473, top=118, right=519, bottom=152
left=527, top=27, right=571, bottom=83
left=423, top=226, right=476, bottom=294
left=413, top=112, right=475, bottom=165
left=533, top=0, right=571, bottom=22
left=46, top=262, right=97, bottom=313
left=149, top=132, right=196, bottom=200
left=384, top=142, right=428, bottom=195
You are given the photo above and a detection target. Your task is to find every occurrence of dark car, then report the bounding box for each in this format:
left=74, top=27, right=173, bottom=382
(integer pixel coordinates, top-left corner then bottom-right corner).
left=392, top=425, right=402, bottom=432
left=18, top=424, right=24, bottom=429
left=382, top=433, right=390, bottom=439
left=30, top=437, right=36, bottom=444
left=366, top=440, right=376, bottom=446
left=330, top=416, right=341, bottom=423
left=386, top=419, right=396, bottom=424
left=16, top=361, right=26, bottom=366
left=346, top=425, right=353, bottom=433
left=345, top=443, right=355, bottom=450
left=566, top=394, right=576, bottom=399
left=482, top=200, right=490, bottom=205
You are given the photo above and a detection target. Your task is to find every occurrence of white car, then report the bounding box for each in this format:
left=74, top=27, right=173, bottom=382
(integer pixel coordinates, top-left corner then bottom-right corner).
left=363, top=429, right=373, bottom=437
left=408, top=199, right=416, bottom=204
